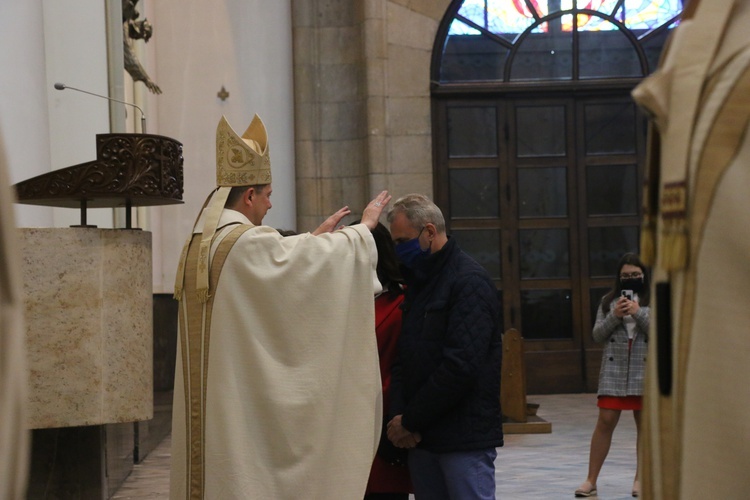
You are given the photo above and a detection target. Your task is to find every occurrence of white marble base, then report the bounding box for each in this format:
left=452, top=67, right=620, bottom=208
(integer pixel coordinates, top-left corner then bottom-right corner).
left=19, top=228, right=153, bottom=429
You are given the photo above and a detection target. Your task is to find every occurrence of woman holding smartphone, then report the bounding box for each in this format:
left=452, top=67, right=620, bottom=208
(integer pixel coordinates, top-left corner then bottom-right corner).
left=575, top=253, right=650, bottom=498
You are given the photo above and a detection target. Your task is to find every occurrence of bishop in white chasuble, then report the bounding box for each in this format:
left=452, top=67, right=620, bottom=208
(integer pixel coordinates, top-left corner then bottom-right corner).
left=170, top=114, right=387, bottom=499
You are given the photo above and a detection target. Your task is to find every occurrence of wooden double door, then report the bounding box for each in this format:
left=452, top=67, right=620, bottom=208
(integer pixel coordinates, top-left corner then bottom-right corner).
left=433, top=91, right=645, bottom=393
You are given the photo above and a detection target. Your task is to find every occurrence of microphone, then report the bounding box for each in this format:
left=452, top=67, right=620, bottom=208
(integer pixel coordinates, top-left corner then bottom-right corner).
left=54, top=82, right=147, bottom=134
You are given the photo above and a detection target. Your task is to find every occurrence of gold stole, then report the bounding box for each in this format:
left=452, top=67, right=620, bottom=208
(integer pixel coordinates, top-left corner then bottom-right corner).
left=177, top=224, right=251, bottom=499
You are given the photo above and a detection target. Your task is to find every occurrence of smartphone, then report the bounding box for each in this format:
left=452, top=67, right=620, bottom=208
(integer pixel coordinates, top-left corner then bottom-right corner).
left=621, top=289, right=634, bottom=300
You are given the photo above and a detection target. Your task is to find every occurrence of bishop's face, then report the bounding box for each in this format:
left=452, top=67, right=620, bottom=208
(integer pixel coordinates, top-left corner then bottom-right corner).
left=247, top=184, right=272, bottom=225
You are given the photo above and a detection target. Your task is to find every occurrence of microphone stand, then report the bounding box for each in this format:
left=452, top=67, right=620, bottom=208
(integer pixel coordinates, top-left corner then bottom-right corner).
left=54, top=83, right=147, bottom=134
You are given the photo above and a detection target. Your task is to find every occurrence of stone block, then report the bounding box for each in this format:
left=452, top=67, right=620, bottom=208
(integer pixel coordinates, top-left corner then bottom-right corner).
left=387, top=2, right=440, bottom=51
left=319, top=177, right=345, bottom=214
left=293, top=27, right=316, bottom=68
left=316, top=0, right=358, bottom=27
left=386, top=44, right=431, bottom=97
left=364, top=19, right=386, bottom=59
left=365, top=128, right=387, bottom=174
left=294, top=140, right=318, bottom=178
left=297, top=215, right=321, bottom=234
left=409, top=0, right=453, bottom=21
left=296, top=177, right=321, bottom=219
left=386, top=96, right=431, bottom=135
left=365, top=58, right=386, bottom=96
left=294, top=101, right=317, bottom=141
left=340, top=176, right=369, bottom=213
left=318, top=64, right=362, bottom=102
left=20, top=228, right=153, bottom=429
left=368, top=173, right=390, bottom=195
left=320, top=139, right=367, bottom=177
left=387, top=134, right=432, bottom=174
left=320, top=101, right=367, bottom=141
left=367, top=96, right=386, bottom=137
left=319, top=27, right=363, bottom=65
left=291, top=0, right=315, bottom=27
left=364, top=0, right=386, bottom=20
left=386, top=172, right=434, bottom=201
left=293, top=64, right=317, bottom=105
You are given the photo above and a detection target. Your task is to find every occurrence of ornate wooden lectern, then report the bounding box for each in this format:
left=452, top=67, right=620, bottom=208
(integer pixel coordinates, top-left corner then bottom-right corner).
left=15, top=133, right=183, bottom=227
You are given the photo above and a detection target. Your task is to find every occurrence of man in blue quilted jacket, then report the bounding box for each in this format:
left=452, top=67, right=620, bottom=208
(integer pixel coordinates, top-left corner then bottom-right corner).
left=386, top=193, right=503, bottom=500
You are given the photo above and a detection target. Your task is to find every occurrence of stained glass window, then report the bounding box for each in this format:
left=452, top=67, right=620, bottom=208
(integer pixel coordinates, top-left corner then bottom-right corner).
left=617, top=0, right=683, bottom=31
left=448, top=0, right=682, bottom=35
left=442, top=0, right=683, bottom=82
left=451, top=0, right=547, bottom=37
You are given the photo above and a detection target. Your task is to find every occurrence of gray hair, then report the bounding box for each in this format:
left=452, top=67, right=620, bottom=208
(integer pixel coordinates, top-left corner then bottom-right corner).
left=387, top=193, right=446, bottom=233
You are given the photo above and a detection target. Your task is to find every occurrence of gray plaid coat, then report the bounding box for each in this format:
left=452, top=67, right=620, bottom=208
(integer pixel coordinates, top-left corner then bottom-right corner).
left=593, top=298, right=649, bottom=397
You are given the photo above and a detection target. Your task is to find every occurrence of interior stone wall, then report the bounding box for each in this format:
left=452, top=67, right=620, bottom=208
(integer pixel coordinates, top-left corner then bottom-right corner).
left=291, top=0, right=452, bottom=231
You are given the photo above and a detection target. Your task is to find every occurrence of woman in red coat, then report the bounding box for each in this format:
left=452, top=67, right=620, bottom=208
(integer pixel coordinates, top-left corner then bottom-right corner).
left=365, top=223, right=412, bottom=500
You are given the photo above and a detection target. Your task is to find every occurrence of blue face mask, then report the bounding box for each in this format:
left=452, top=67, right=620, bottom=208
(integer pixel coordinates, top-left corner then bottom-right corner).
left=395, top=228, right=429, bottom=269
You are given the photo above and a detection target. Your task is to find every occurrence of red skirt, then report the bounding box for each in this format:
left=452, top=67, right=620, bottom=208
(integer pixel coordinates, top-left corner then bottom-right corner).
left=598, top=395, right=642, bottom=410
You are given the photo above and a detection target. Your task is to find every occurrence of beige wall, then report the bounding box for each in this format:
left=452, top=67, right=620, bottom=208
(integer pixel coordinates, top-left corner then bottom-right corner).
left=0, top=1, right=110, bottom=229
left=292, top=0, right=452, bottom=231
left=150, top=0, right=297, bottom=292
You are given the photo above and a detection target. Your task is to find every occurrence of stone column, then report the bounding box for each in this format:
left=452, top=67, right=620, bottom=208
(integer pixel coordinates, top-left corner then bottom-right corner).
left=291, top=0, right=452, bottom=230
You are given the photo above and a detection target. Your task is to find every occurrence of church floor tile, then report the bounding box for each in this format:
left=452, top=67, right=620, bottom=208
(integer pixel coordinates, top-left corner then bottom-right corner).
left=114, top=393, right=639, bottom=499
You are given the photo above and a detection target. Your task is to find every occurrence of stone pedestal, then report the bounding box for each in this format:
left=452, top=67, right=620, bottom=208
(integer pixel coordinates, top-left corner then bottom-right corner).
left=20, top=228, right=153, bottom=429
left=19, top=228, right=154, bottom=498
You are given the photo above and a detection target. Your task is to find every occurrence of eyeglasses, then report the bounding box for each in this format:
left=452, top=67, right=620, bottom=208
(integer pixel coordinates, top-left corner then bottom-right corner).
left=620, top=272, right=643, bottom=279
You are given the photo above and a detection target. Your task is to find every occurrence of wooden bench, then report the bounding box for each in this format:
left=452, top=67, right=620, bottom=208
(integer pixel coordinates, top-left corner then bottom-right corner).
left=501, top=329, right=552, bottom=434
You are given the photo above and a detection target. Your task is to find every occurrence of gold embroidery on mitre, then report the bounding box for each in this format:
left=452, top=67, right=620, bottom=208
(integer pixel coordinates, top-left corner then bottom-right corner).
left=660, top=180, right=688, bottom=271
left=216, top=115, right=272, bottom=187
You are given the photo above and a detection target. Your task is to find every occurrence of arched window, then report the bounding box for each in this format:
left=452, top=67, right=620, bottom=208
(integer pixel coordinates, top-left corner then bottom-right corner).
left=437, top=0, right=681, bottom=83
left=431, top=0, right=683, bottom=393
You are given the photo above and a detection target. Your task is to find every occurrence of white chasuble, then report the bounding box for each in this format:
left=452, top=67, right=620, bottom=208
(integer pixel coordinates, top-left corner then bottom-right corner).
left=170, top=209, right=382, bottom=499
left=632, top=0, right=750, bottom=498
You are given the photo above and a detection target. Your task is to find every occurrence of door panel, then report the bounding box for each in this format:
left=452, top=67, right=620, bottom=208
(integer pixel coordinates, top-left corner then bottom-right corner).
left=447, top=105, right=498, bottom=157
left=449, top=169, right=500, bottom=218
left=451, top=228, right=502, bottom=280
left=435, top=93, right=644, bottom=393
left=518, top=167, right=567, bottom=218
left=515, top=105, right=567, bottom=157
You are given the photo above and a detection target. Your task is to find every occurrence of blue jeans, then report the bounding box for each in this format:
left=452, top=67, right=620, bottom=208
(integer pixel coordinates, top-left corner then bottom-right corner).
left=408, top=447, right=497, bottom=500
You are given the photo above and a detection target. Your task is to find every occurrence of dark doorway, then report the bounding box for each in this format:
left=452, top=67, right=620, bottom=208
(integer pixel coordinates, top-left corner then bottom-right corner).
left=431, top=0, right=682, bottom=393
